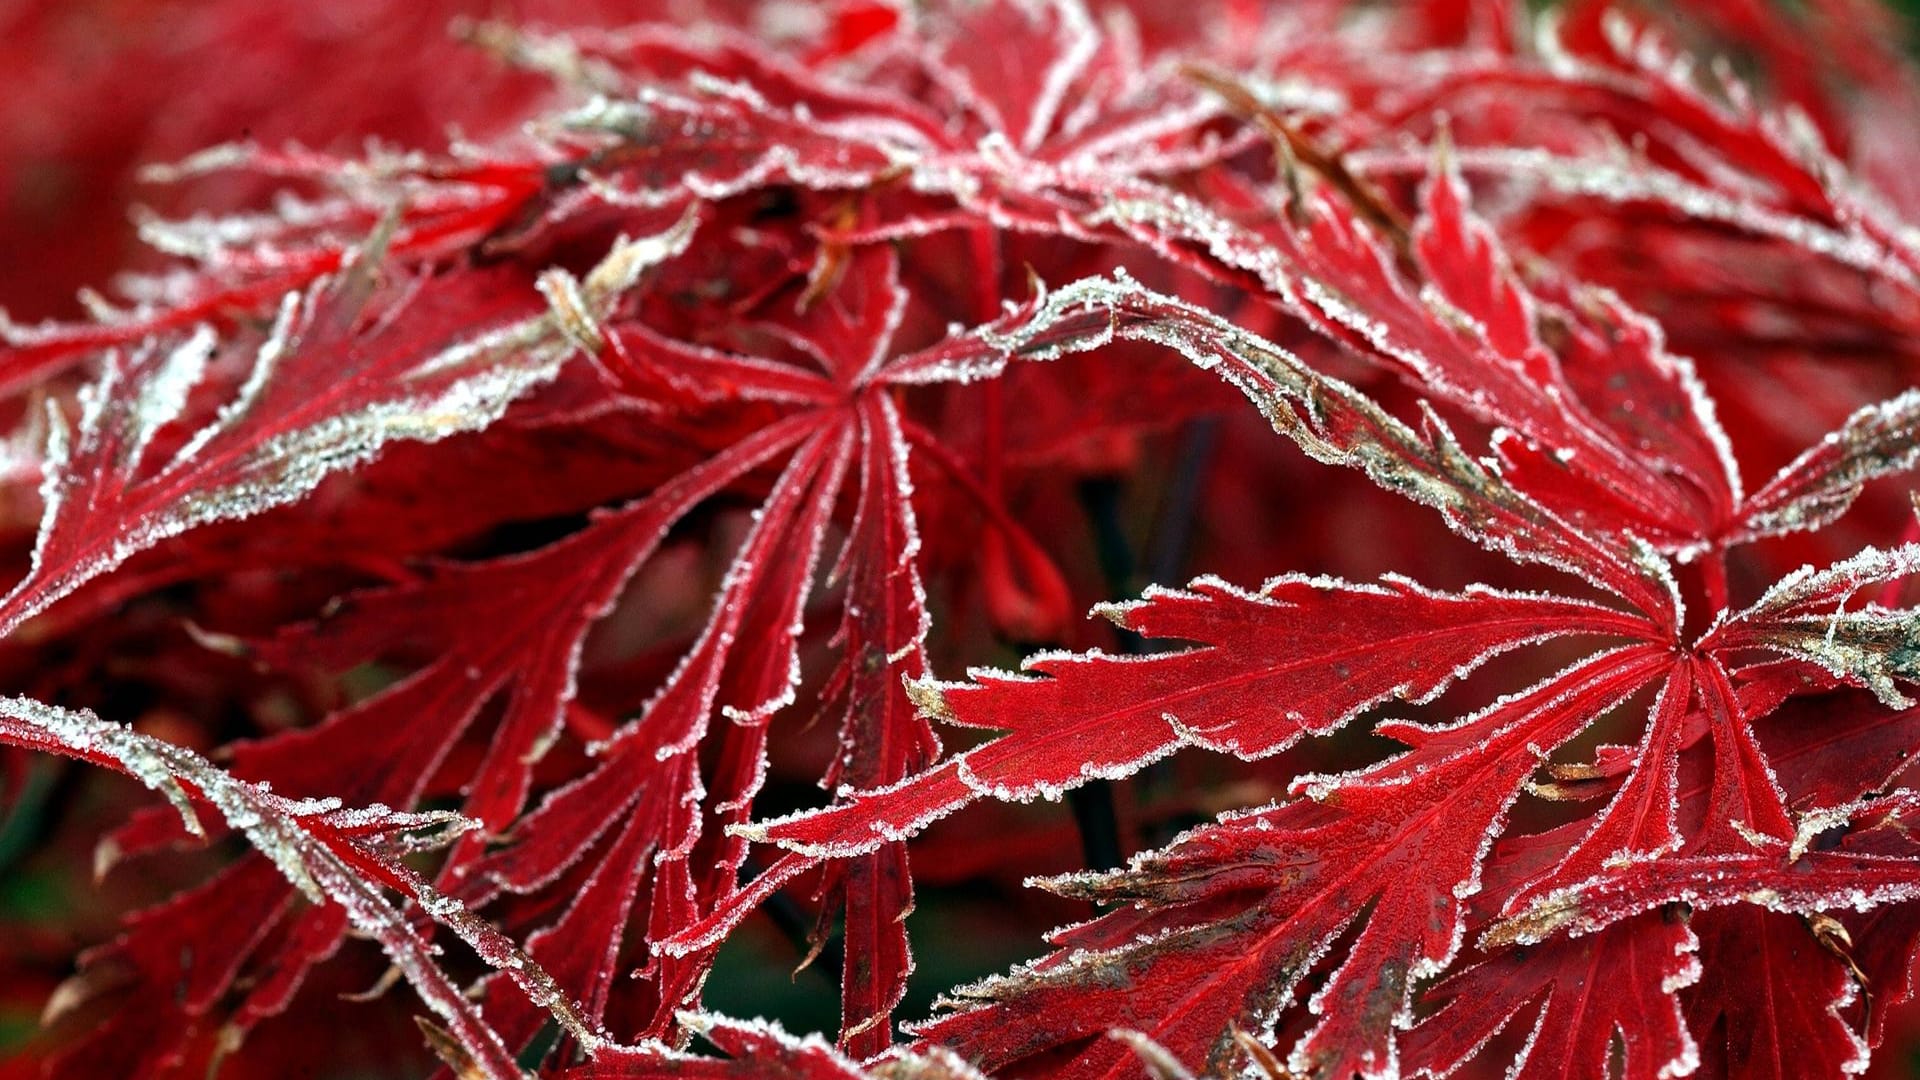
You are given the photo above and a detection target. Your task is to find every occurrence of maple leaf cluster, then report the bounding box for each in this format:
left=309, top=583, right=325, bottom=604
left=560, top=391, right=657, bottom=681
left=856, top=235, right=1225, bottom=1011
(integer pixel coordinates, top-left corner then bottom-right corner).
left=5, top=1, right=1920, bottom=1078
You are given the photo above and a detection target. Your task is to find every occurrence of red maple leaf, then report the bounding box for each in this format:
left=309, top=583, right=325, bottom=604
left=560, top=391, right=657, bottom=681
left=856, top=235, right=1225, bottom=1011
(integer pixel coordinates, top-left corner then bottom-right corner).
left=4, top=3, right=1920, bottom=1080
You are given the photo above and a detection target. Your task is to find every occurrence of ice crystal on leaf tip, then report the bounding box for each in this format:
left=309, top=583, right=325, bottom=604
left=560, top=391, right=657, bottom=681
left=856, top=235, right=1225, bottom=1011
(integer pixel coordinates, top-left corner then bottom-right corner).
left=7, top=1, right=1920, bottom=1079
